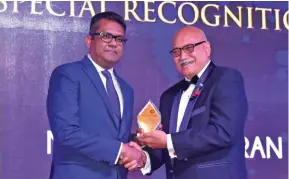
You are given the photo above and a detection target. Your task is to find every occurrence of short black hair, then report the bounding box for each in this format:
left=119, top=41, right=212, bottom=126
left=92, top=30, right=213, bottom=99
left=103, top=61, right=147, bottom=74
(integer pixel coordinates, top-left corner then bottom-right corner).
left=89, top=11, right=126, bottom=34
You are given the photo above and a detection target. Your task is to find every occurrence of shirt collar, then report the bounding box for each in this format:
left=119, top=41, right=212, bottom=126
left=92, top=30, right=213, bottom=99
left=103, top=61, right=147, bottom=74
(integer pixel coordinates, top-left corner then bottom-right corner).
left=184, top=60, right=211, bottom=81
left=87, top=54, right=114, bottom=75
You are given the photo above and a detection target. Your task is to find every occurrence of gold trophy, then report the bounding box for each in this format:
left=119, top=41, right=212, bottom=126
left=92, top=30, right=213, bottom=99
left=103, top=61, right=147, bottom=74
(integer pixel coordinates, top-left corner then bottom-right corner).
left=137, top=100, right=161, bottom=133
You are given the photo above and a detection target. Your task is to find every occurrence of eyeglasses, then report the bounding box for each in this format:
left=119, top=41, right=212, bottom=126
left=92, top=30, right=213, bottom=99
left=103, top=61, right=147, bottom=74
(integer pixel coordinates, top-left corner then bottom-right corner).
left=90, top=32, right=127, bottom=45
left=169, top=41, right=206, bottom=57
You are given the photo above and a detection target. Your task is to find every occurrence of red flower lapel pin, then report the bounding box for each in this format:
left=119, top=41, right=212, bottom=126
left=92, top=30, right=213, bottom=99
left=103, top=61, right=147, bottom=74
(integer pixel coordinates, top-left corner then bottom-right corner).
left=191, top=83, right=203, bottom=99
left=191, top=90, right=201, bottom=98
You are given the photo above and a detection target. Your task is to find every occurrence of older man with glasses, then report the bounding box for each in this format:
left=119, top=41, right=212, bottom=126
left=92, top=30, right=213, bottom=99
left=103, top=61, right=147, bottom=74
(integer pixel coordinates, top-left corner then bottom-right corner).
left=122, top=26, right=249, bottom=179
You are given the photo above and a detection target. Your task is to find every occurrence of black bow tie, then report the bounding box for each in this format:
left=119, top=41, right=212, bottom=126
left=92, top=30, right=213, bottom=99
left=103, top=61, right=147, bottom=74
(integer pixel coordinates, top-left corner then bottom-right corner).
left=181, top=75, right=199, bottom=91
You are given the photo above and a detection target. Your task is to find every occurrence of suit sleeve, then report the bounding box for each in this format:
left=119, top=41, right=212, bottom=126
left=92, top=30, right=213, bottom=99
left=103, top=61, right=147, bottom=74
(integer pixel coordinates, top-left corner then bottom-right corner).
left=171, top=69, right=248, bottom=160
left=142, top=147, right=164, bottom=175
left=142, top=92, right=168, bottom=174
left=47, top=66, right=121, bottom=165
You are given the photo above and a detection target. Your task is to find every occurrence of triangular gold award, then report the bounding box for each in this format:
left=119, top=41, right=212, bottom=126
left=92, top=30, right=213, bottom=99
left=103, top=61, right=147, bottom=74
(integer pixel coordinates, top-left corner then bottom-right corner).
left=137, top=100, right=161, bottom=133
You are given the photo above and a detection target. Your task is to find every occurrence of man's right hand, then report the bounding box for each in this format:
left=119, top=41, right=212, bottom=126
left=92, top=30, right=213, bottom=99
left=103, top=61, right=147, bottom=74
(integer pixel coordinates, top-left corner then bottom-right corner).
left=119, top=142, right=146, bottom=171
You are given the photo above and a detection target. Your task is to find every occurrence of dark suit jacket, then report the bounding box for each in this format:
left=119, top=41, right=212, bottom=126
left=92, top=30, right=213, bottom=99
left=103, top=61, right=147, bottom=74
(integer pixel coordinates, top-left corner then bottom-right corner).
left=46, top=56, right=134, bottom=179
left=146, top=62, right=248, bottom=179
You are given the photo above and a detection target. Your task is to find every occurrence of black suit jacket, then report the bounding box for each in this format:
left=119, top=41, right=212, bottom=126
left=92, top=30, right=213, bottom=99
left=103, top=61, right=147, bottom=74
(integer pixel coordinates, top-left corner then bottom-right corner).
left=146, top=62, right=248, bottom=179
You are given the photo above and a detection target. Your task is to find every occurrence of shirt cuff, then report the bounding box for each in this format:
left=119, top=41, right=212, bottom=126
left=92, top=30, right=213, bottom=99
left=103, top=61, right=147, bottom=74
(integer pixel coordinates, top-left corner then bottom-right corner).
left=167, top=134, right=177, bottom=158
left=114, top=142, right=123, bottom=164
left=140, top=151, right=151, bottom=175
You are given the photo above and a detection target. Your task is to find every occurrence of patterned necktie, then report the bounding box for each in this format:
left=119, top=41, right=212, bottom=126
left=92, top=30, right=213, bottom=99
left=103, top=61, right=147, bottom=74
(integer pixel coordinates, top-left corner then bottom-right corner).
left=101, top=70, right=121, bottom=121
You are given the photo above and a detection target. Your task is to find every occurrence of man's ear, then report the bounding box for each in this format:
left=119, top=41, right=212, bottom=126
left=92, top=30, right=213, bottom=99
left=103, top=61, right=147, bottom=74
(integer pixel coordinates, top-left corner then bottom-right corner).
left=204, top=41, right=211, bottom=57
left=85, top=35, right=92, bottom=49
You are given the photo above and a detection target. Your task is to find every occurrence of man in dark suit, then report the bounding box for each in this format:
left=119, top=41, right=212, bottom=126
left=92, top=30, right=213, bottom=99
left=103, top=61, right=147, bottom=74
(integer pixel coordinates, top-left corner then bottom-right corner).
left=126, top=26, right=248, bottom=179
left=46, top=12, right=146, bottom=179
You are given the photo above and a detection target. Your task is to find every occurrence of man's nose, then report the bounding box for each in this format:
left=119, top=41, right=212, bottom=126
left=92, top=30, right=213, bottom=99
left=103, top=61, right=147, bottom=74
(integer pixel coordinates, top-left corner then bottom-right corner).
left=108, top=38, right=118, bottom=47
left=179, top=49, right=189, bottom=59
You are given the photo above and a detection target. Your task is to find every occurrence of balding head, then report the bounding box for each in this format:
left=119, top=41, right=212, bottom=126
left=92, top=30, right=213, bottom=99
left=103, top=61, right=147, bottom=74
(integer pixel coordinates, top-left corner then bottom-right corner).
left=170, top=26, right=211, bottom=80
left=173, top=26, right=207, bottom=46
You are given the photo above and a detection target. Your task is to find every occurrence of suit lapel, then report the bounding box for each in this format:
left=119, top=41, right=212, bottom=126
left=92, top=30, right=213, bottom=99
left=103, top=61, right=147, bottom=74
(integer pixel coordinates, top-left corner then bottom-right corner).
left=178, top=62, right=216, bottom=132
left=80, top=56, right=119, bottom=129
left=115, top=73, right=131, bottom=139
left=165, top=87, right=182, bottom=168
left=169, top=89, right=182, bottom=133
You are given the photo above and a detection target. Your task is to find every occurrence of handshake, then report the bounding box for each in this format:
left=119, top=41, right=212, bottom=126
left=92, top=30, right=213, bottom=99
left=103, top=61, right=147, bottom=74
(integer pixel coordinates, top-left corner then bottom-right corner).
left=118, top=124, right=165, bottom=171
left=118, top=140, right=146, bottom=171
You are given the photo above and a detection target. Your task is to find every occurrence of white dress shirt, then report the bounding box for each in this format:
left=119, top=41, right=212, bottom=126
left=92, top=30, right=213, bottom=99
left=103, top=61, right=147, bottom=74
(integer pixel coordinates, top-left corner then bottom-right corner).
left=87, top=54, right=124, bottom=164
left=141, top=61, right=211, bottom=174
left=167, top=61, right=211, bottom=158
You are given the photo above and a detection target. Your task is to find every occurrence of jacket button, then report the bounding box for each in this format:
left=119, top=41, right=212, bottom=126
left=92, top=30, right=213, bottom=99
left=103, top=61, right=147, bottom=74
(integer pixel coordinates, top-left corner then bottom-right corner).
left=184, top=158, right=188, bottom=161
left=170, top=170, right=174, bottom=173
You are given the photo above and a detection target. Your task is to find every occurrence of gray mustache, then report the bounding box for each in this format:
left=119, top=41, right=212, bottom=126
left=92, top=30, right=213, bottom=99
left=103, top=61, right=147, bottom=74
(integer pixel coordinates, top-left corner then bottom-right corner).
left=179, top=60, right=194, bottom=66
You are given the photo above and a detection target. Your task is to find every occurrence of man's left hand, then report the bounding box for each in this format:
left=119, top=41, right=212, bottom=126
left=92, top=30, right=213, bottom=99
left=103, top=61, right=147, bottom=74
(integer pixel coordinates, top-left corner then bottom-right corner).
left=137, top=130, right=167, bottom=149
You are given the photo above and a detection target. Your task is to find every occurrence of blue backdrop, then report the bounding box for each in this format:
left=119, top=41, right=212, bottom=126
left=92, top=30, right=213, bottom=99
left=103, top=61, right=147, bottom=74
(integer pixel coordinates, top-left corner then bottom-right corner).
left=0, top=1, right=288, bottom=179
